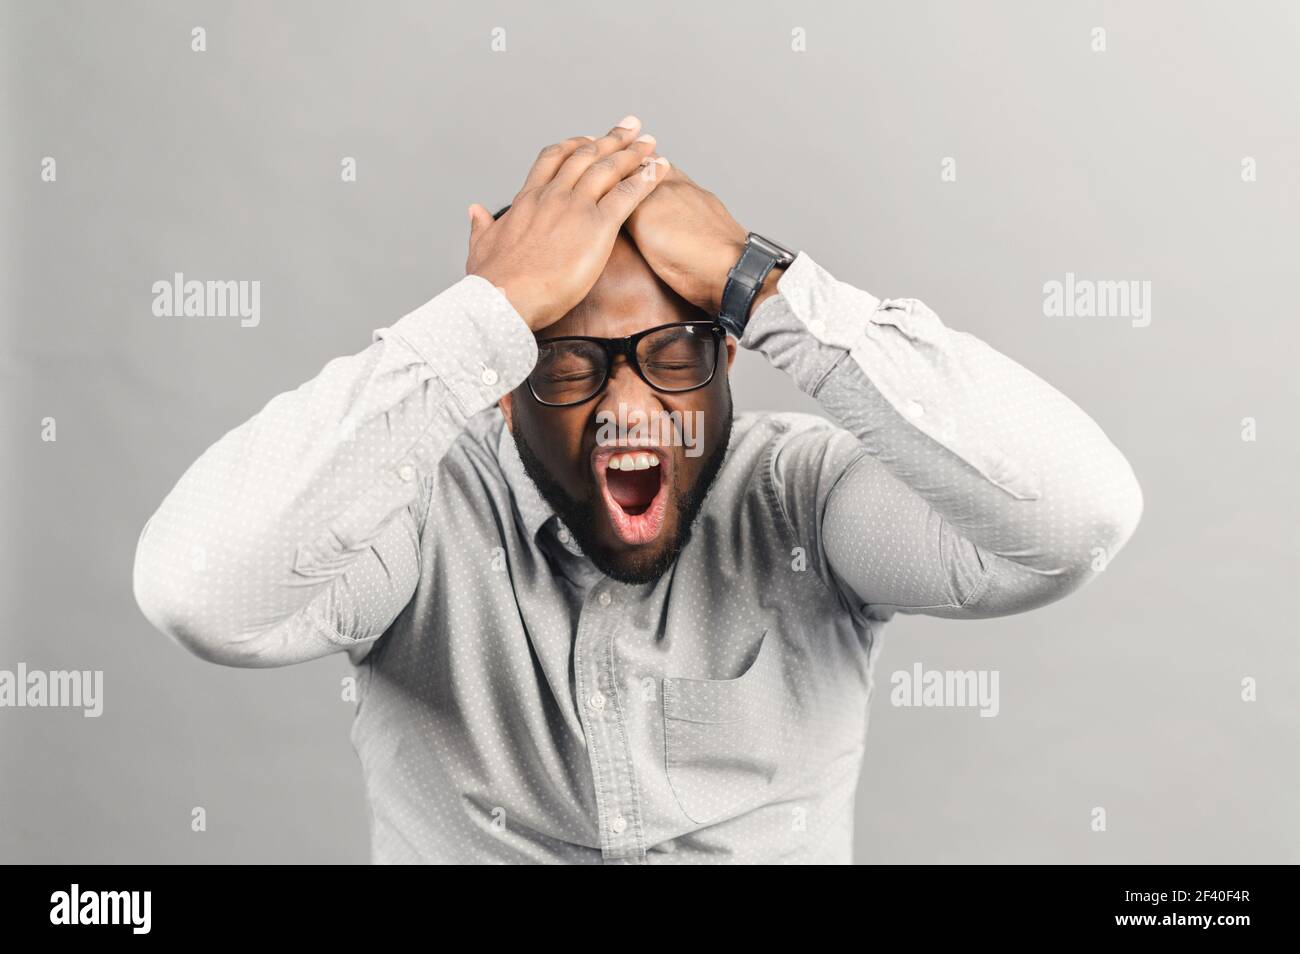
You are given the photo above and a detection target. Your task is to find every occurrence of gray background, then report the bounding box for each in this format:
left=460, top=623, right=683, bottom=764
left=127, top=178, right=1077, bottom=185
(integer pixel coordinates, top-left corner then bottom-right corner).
left=3, top=0, right=1297, bottom=863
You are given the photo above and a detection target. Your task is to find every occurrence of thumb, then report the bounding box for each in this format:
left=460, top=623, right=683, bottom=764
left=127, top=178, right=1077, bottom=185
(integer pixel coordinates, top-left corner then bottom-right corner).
left=467, top=203, right=493, bottom=243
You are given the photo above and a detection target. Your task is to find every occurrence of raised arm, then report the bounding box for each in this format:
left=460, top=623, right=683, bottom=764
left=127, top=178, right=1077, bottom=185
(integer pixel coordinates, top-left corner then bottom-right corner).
left=746, top=252, right=1144, bottom=619
left=621, top=165, right=1142, bottom=621
left=132, top=279, right=537, bottom=667
left=133, top=117, right=670, bottom=665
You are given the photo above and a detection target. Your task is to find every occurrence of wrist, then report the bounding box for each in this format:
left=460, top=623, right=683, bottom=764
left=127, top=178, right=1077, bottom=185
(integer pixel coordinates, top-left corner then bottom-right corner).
left=750, top=265, right=785, bottom=314
left=704, top=238, right=748, bottom=316
left=469, top=271, right=546, bottom=332
left=715, top=233, right=797, bottom=337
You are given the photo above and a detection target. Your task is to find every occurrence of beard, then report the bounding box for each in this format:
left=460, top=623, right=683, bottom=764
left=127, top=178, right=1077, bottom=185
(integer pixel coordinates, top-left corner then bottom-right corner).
left=511, top=393, right=734, bottom=586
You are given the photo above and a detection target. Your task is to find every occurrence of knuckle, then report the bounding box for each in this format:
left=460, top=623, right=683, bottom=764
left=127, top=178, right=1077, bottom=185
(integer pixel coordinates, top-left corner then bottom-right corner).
left=573, top=142, right=600, bottom=159
left=536, top=142, right=565, bottom=161
left=613, top=176, right=642, bottom=196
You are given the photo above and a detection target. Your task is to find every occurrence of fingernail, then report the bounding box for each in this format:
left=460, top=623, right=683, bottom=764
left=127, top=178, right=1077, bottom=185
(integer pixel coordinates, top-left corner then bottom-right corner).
left=581, top=135, right=596, bottom=141
left=635, top=133, right=655, bottom=144
left=655, top=156, right=670, bottom=169
left=616, top=114, right=639, bottom=129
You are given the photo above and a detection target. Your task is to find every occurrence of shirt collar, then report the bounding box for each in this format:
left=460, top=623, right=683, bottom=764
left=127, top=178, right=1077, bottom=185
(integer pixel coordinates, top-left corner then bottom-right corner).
left=495, top=414, right=559, bottom=544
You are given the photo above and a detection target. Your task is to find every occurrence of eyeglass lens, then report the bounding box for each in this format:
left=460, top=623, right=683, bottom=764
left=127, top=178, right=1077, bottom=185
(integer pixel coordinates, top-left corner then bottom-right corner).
left=530, top=325, right=716, bottom=405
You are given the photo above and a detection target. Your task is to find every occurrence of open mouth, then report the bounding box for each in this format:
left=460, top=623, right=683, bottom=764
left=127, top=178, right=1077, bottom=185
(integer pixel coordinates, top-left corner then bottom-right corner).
left=591, top=445, right=671, bottom=546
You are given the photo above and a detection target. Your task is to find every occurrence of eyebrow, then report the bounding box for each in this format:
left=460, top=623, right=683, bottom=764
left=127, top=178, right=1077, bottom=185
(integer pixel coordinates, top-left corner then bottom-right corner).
left=639, top=325, right=700, bottom=356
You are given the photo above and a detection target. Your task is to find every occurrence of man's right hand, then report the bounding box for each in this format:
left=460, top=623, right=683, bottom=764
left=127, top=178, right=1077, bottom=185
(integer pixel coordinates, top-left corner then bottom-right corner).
left=465, top=115, right=669, bottom=332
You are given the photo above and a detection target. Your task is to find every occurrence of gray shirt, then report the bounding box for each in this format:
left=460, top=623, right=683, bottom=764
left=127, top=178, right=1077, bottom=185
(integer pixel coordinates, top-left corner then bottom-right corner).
left=132, top=251, right=1143, bottom=863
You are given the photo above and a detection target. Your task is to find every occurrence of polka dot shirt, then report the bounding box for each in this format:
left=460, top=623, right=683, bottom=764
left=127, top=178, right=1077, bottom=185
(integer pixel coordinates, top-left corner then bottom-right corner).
left=132, top=253, right=1143, bottom=863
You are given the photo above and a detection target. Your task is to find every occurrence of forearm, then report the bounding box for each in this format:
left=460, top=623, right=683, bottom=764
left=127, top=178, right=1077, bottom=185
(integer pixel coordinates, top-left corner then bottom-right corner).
left=743, top=252, right=1143, bottom=605
left=132, top=275, right=536, bottom=662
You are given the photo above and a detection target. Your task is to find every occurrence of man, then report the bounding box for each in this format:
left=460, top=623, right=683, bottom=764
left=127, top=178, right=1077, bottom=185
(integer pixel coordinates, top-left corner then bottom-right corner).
left=133, top=115, right=1144, bottom=864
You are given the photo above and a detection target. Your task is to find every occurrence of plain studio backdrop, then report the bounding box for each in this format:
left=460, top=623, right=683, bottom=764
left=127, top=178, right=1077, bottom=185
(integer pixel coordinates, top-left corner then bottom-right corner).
left=2, top=0, right=1297, bottom=864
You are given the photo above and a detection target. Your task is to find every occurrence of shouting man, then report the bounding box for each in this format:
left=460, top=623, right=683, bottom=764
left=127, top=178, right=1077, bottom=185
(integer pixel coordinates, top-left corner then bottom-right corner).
left=133, top=115, right=1143, bottom=864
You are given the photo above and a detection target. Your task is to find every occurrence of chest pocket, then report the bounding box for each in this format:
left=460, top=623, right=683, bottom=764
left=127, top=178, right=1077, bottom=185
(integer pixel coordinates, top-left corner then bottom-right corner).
left=662, top=630, right=804, bottom=826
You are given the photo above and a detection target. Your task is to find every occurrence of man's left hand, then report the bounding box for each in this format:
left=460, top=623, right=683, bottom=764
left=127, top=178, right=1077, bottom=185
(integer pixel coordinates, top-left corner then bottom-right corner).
left=624, top=162, right=775, bottom=318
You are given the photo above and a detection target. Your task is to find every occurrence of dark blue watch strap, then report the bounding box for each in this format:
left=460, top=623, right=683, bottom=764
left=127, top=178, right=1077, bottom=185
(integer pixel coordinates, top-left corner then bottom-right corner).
left=718, top=233, right=796, bottom=338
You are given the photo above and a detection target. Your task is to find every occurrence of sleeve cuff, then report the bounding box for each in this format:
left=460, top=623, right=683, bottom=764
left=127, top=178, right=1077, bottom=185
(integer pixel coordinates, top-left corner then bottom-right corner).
left=744, top=250, right=884, bottom=351
left=739, top=251, right=1042, bottom=501
left=374, top=274, right=538, bottom=419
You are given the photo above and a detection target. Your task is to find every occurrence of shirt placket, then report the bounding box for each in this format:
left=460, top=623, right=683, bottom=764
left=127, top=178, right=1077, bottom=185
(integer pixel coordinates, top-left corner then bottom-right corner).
left=573, top=580, right=646, bottom=864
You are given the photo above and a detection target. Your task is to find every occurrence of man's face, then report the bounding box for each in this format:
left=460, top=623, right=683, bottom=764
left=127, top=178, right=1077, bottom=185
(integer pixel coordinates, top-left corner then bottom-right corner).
left=501, top=233, right=737, bottom=584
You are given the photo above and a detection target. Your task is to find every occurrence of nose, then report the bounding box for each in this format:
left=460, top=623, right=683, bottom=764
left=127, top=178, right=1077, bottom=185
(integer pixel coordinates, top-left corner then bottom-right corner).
left=593, top=354, right=666, bottom=429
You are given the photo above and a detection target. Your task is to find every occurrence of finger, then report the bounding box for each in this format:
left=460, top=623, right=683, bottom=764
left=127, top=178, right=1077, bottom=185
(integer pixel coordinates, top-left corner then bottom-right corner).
left=467, top=203, right=494, bottom=246
left=520, top=135, right=597, bottom=192
left=551, top=115, right=642, bottom=189
left=573, top=135, right=657, bottom=199
left=656, top=158, right=688, bottom=185
left=597, top=155, right=670, bottom=224
left=633, top=150, right=685, bottom=182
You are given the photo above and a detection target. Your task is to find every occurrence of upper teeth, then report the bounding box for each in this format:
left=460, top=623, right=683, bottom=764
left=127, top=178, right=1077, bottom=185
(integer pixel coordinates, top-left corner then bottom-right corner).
left=608, top=452, right=659, bottom=471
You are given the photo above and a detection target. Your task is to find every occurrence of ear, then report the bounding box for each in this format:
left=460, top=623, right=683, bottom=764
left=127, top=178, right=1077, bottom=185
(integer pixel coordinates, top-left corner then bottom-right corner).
left=499, top=391, right=514, bottom=431
left=724, top=336, right=738, bottom=374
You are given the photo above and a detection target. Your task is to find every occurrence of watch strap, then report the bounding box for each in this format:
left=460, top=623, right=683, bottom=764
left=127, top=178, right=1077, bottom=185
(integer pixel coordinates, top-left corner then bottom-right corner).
left=718, top=233, right=796, bottom=338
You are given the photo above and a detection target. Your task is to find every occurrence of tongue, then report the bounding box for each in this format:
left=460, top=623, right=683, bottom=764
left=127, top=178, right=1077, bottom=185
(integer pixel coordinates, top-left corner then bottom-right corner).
left=607, top=467, right=659, bottom=515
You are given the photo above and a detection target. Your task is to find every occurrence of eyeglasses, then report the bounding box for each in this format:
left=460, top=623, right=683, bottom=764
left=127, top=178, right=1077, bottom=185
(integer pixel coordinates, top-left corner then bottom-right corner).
left=526, top=320, right=725, bottom=407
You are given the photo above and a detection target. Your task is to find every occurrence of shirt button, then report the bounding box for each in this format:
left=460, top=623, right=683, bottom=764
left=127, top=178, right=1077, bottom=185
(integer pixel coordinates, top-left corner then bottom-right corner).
left=598, top=592, right=612, bottom=607
left=589, top=692, right=606, bottom=711
left=480, top=368, right=499, bottom=386
left=906, top=399, right=925, bottom=419
left=557, top=528, right=571, bottom=544
left=610, top=814, right=628, bottom=835
left=397, top=464, right=416, bottom=482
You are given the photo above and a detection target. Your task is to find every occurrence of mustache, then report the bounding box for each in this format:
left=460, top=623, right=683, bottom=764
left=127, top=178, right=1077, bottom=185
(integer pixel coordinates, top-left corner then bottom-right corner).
left=510, top=401, right=733, bottom=585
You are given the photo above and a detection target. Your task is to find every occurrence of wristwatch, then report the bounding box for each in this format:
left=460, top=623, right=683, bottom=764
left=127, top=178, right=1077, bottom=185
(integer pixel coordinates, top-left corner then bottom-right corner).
left=717, top=232, right=797, bottom=339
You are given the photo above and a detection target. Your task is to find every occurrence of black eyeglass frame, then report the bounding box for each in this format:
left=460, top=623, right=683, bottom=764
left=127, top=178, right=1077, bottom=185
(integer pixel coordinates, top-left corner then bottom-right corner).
left=527, top=320, right=726, bottom=408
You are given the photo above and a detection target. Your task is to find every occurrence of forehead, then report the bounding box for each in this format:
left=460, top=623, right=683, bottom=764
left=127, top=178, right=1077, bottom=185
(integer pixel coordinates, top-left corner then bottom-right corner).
left=541, top=232, right=701, bottom=340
